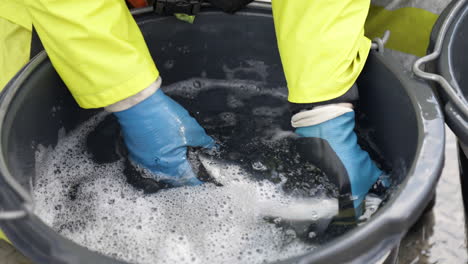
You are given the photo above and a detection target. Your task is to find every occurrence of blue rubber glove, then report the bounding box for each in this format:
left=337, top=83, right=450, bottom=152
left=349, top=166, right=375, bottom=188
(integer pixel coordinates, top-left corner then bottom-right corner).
left=294, top=110, right=387, bottom=217
left=114, top=89, right=215, bottom=187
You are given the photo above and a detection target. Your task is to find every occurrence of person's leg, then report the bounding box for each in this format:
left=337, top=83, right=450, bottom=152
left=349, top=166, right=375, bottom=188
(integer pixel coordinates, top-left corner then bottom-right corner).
left=0, top=17, right=31, bottom=90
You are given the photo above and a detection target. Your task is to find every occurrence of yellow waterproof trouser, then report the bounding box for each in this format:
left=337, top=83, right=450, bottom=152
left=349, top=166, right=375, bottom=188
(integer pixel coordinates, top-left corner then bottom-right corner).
left=0, top=17, right=31, bottom=90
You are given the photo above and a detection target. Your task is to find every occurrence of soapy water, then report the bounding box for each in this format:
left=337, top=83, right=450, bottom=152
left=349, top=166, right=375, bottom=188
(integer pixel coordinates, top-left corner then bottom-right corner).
left=33, top=114, right=331, bottom=264
left=33, top=78, right=383, bottom=264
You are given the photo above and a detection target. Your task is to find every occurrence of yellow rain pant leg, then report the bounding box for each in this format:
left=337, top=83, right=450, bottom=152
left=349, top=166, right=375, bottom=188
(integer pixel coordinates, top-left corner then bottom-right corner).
left=19, top=0, right=160, bottom=109
left=0, top=230, right=10, bottom=243
left=0, top=17, right=31, bottom=90
left=271, top=0, right=372, bottom=104
left=366, top=5, right=439, bottom=57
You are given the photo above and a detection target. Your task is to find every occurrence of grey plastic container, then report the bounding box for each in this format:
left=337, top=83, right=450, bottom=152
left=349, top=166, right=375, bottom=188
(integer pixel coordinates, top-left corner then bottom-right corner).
left=423, top=0, right=468, bottom=211
left=0, top=3, right=445, bottom=264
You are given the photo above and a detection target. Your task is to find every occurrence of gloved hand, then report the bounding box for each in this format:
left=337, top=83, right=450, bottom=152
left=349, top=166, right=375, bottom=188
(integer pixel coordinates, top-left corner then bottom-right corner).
left=208, top=0, right=254, bottom=13
left=292, top=103, right=388, bottom=218
left=112, top=82, right=215, bottom=187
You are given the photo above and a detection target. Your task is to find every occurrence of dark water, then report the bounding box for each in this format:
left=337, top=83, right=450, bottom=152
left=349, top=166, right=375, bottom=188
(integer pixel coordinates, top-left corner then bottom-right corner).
left=167, top=80, right=337, bottom=199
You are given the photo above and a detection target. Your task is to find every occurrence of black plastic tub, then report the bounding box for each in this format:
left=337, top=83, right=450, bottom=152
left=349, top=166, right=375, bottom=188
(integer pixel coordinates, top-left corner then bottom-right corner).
left=421, top=0, right=468, bottom=212
left=0, top=3, right=445, bottom=264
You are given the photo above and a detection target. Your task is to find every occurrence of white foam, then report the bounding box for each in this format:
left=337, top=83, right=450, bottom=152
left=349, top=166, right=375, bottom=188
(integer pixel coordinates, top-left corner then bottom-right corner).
left=32, top=113, right=335, bottom=264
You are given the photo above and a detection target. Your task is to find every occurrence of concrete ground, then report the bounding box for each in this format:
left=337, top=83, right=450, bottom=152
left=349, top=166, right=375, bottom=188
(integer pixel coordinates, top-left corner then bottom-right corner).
left=0, top=127, right=466, bottom=263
